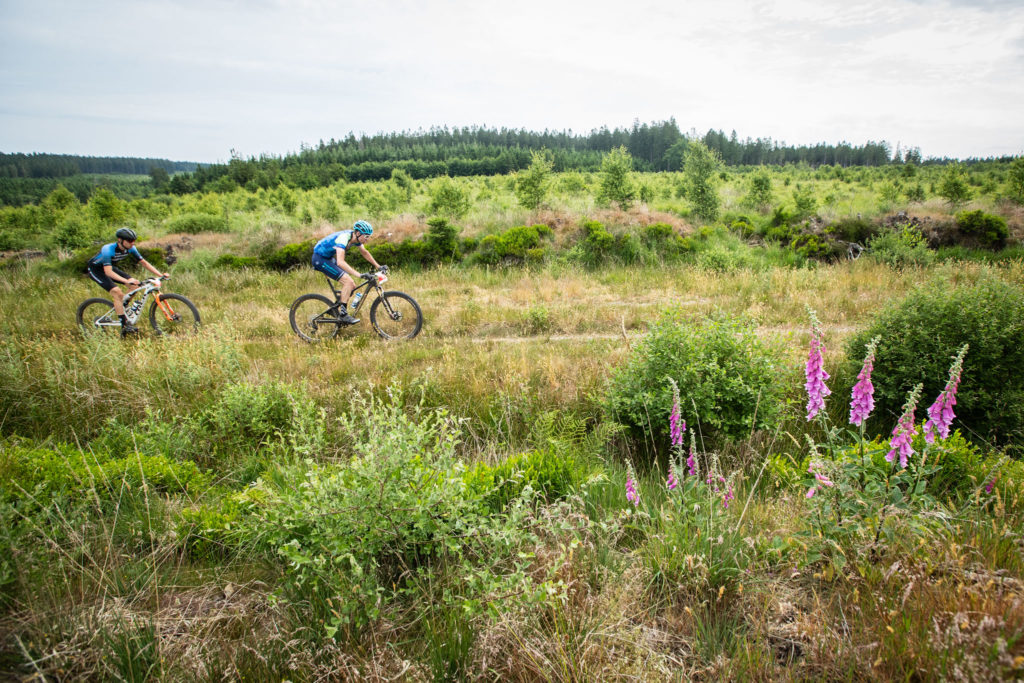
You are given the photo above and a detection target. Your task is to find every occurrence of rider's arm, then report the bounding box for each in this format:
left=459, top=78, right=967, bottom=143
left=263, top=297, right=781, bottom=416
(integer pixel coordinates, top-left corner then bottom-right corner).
left=358, top=244, right=381, bottom=270
left=103, top=264, right=138, bottom=285
left=138, top=259, right=168, bottom=279
left=334, top=248, right=363, bottom=279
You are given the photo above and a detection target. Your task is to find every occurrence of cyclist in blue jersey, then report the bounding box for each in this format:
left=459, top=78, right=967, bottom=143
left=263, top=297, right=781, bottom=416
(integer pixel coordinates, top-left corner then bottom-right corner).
left=311, top=220, right=385, bottom=324
left=86, top=228, right=169, bottom=336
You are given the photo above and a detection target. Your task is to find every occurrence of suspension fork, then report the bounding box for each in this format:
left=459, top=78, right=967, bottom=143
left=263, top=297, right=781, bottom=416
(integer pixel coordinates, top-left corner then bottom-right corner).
left=152, top=290, right=177, bottom=321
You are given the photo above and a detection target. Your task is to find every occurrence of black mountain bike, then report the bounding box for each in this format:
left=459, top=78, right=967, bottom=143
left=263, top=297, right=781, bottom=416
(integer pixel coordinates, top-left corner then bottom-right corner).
left=289, top=268, right=423, bottom=342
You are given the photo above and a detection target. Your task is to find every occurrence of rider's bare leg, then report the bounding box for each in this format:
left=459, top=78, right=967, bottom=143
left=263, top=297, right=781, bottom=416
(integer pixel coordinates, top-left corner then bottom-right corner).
left=111, top=286, right=126, bottom=316
left=339, top=274, right=355, bottom=305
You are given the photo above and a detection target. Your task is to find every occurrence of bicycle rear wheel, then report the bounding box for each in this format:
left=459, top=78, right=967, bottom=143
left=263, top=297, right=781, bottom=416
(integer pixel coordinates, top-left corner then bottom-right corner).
left=369, top=291, right=423, bottom=340
left=290, top=293, right=341, bottom=342
left=149, top=293, right=201, bottom=336
left=76, top=298, right=118, bottom=335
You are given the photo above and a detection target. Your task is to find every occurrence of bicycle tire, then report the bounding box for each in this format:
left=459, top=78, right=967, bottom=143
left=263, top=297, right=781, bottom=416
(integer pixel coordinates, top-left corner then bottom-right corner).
left=76, top=298, right=118, bottom=335
left=290, top=293, right=341, bottom=343
left=148, top=293, right=201, bottom=336
left=369, top=291, right=423, bottom=340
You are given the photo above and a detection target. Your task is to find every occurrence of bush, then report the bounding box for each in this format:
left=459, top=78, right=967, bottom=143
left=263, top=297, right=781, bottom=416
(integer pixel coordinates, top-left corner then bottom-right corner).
left=213, top=254, right=260, bottom=269
left=955, top=210, right=1009, bottom=248
left=259, top=240, right=314, bottom=271
left=463, top=447, right=586, bottom=513
left=828, top=216, right=878, bottom=244
left=868, top=224, right=935, bottom=268
left=0, top=442, right=209, bottom=510
left=473, top=224, right=551, bottom=266
left=605, top=310, right=785, bottom=452
left=165, top=213, right=230, bottom=234
left=844, top=276, right=1024, bottom=449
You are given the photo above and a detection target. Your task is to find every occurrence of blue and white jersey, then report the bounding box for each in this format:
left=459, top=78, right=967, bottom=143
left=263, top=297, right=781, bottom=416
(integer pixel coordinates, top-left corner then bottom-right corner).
left=313, top=230, right=354, bottom=258
left=88, top=242, right=143, bottom=267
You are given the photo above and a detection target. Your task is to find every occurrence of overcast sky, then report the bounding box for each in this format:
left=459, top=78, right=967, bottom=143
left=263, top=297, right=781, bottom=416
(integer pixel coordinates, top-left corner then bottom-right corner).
left=2, top=0, right=1022, bottom=163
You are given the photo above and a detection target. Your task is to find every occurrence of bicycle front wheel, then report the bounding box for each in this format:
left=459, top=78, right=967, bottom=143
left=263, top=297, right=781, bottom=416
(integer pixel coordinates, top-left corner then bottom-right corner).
left=76, top=298, right=118, bottom=335
left=149, top=293, right=201, bottom=336
left=290, top=293, right=341, bottom=343
left=369, top=291, right=423, bottom=340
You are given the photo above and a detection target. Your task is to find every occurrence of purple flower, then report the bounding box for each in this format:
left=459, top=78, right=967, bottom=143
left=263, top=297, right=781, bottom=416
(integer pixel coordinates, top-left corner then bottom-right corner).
left=886, top=385, right=922, bottom=468
left=849, top=338, right=879, bottom=427
left=668, top=379, right=686, bottom=448
left=808, top=462, right=834, bottom=488
left=686, top=432, right=698, bottom=477
left=666, top=464, right=679, bottom=491
left=804, top=315, right=831, bottom=421
left=924, top=344, right=968, bottom=444
left=722, top=482, right=734, bottom=509
left=806, top=486, right=817, bottom=499
left=625, top=476, right=639, bottom=506
left=985, top=476, right=996, bottom=494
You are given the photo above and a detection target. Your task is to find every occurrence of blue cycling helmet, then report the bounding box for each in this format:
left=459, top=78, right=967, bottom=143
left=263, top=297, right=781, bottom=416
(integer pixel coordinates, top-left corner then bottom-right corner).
left=353, top=220, right=373, bottom=236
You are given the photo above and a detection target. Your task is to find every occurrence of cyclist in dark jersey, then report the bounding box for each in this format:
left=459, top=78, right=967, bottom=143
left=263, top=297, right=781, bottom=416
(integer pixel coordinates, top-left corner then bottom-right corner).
left=311, top=220, right=385, bottom=324
left=87, top=227, right=169, bottom=336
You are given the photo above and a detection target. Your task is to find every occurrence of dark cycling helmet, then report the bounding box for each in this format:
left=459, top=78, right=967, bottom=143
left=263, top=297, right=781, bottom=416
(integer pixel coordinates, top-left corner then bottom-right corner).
left=115, top=227, right=138, bottom=242
left=353, top=220, right=373, bottom=236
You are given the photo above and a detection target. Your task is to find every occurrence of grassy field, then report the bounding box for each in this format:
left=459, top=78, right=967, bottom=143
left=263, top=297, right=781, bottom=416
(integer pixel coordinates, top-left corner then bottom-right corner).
left=2, top=166, right=1024, bottom=680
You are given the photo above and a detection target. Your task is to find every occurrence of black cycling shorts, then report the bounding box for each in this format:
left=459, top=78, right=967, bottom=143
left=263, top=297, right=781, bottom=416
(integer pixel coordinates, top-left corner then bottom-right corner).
left=86, top=263, right=131, bottom=292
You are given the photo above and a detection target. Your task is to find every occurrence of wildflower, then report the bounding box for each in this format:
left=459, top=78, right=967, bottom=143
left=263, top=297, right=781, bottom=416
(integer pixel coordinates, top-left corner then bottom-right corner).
left=722, top=482, right=735, bottom=509
left=849, top=337, right=879, bottom=426
left=625, top=477, right=639, bottom=506
left=686, top=431, right=698, bottom=477
left=886, top=384, right=922, bottom=469
left=805, top=310, right=831, bottom=421
left=668, top=378, right=686, bottom=448
left=666, top=463, right=679, bottom=490
left=985, top=476, right=996, bottom=494
left=625, top=461, right=640, bottom=506
left=806, top=461, right=834, bottom=499
left=923, top=344, right=969, bottom=444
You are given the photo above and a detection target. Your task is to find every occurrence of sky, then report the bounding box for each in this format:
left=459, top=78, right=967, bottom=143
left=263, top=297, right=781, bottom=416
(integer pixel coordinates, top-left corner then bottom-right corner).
left=1, top=0, right=1023, bottom=163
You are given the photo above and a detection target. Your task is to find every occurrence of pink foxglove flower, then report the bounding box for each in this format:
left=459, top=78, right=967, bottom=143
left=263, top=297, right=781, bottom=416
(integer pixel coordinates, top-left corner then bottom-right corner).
left=625, top=476, right=639, bottom=506
left=985, top=476, right=996, bottom=494
left=923, top=344, right=968, bottom=444
left=666, top=466, right=679, bottom=491
left=805, top=312, right=831, bottom=421
left=668, top=379, right=686, bottom=448
left=806, top=462, right=834, bottom=499
left=886, top=385, right=922, bottom=469
left=722, top=482, right=735, bottom=509
left=849, top=338, right=879, bottom=427
left=686, top=432, right=698, bottom=477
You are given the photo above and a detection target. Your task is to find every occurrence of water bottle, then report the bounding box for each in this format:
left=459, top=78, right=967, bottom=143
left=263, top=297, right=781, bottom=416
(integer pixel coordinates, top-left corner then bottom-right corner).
left=352, top=292, right=364, bottom=308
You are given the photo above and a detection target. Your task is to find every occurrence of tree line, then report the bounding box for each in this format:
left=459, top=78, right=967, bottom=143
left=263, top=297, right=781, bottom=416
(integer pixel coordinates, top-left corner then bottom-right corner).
left=0, top=153, right=200, bottom=179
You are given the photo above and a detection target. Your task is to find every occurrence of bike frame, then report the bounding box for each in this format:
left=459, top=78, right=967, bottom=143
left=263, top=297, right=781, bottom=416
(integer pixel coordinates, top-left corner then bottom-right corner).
left=92, top=276, right=178, bottom=328
left=323, top=272, right=390, bottom=313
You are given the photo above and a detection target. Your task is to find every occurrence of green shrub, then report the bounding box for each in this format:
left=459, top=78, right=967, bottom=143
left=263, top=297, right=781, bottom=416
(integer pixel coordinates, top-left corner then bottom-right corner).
left=955, top=210, right=1009, bottom=248
left=259, top=239, right=314, bottom=271
left=0, top=442, right=210, bottom=509
left=213, top=254, right=260, bottom=269
left=828, top=216, right=878, bottom=243
left=473, top=224, right=550, bottom=266
left=424, top=216, right=461, bottom=262
left=605, top=310, right=785, bottom=452
left=844, top=276, right=1024, bottom=449
left=463, top=447, right=586, bottom=513
left=165, top=213, right=230, bottom=234
left=868, top=224, right=935, bottom=268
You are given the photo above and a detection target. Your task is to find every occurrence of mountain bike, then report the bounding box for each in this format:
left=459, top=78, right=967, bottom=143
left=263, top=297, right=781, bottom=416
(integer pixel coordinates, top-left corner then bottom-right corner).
left=289, top=268, right=423, bottom=342
left=76, top=275, right=200, bottom=336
